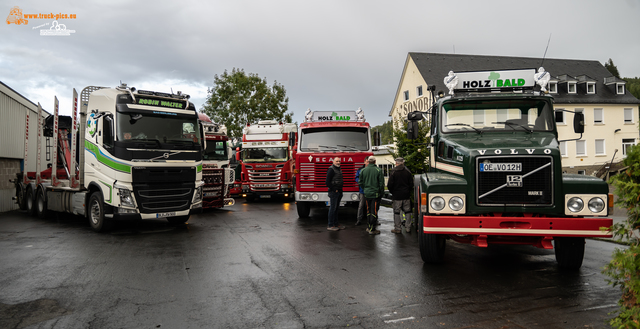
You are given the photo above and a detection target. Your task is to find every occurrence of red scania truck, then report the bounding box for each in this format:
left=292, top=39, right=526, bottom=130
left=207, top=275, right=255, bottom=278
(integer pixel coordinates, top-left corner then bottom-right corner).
left=236, top=120, right=297, bottom=201
left=198, top=113, right=235, bottom=209
left=294, top=109, right=373, bottom=218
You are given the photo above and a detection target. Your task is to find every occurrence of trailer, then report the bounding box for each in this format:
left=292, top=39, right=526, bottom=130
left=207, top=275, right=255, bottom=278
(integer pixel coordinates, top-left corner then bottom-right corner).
left=13, top=84, right=204, bottom=231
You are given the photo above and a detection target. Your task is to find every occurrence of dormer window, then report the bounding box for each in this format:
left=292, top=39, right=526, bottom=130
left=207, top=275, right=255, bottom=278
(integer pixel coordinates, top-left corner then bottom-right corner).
left=568, top=82, right=576, bottom=94
left=587, top=82, right=595, bottom=94
left=549, top=81, right=557, bottom=93
left=617, top=83, right=625, bottom=95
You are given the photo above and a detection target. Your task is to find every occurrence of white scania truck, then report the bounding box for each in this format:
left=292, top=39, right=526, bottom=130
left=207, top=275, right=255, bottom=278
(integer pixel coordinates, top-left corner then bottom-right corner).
left=13, top=84, right=204, bottom=231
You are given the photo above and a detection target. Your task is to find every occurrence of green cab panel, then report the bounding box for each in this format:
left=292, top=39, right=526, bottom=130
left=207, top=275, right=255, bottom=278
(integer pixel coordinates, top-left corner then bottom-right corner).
left=562, top=174, right=609, bottom=195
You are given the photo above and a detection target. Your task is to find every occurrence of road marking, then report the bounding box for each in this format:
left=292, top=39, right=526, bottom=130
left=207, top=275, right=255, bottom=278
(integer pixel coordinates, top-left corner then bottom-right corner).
left=581, top=304, right=617, bottom=311
left=384, top=316, right=415, bottom=323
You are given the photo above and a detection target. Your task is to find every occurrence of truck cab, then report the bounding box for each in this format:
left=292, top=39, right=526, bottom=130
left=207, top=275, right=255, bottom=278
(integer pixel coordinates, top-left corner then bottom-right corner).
left=408, top=68, right=612, bottom=269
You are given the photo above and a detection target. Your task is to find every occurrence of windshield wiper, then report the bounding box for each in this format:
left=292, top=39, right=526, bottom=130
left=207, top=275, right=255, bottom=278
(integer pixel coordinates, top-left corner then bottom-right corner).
left=445, top=123, right=483, bottom=134
left=492, top=121, right=533, bottom=133
left=337, top=145, right=359, bottom=151
left=129, top=138, right=162, bottom=147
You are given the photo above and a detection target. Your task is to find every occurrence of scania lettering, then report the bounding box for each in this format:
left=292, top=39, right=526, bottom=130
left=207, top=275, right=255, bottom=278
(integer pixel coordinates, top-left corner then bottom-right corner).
left=294, top=108, right=373, bottom=217
left=13, top=84, right=203, bottom=231
left=236, top=120, right=297, bottom=201
left=407, top=68, right=612, bottom=269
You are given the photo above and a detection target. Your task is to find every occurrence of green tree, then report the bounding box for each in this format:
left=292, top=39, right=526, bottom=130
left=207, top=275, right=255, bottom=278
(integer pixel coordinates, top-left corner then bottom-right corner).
left=603, top=144, right=640, bottom=327
left=202, top=68, right=292, bottom=139
left=605, top=58, right=621, bottom=79
left=390, top=120, right=430, bottom=174
left=370, top=120, right=394, bottom=145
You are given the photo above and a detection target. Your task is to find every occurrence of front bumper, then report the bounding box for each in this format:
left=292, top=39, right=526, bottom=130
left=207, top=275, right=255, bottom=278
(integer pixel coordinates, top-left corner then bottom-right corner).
left=422, top=215, right=612, bottom=238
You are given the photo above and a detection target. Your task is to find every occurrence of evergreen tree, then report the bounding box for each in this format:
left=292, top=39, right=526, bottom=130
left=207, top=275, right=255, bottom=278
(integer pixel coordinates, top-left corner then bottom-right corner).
left=390, top=120, right=430, bottom=174
left=605, top=58, right=621, bottom=79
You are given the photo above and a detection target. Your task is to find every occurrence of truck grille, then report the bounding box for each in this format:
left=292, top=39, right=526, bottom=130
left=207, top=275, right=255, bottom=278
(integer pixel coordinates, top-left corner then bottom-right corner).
left=248, top=167, right=282, bottom=191
left=476, top=156, right=553, bottom=206
left=298, top=163, right=357, bottom=190
left=132, top=167, right=196, bottom=213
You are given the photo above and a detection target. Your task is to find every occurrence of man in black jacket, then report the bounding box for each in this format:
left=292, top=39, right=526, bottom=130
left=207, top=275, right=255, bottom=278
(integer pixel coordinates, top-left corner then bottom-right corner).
left=387, top=157, right=414, bottom=233
left=325, top=157, right=344, bottom=231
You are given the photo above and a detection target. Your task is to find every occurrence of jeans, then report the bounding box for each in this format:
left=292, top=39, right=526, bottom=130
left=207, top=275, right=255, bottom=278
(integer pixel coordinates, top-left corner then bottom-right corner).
left=328, top=190, right=343, bottom=227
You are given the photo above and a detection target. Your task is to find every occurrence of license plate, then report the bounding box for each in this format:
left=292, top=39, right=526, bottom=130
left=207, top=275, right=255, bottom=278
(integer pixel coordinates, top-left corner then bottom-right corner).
left=325, top=201, right=346, bottom=207
left=156, top=212, right=176, bottom=218
left=479, top=163, right=521, bottom=172
left=259, top=195, right=271, bottom=198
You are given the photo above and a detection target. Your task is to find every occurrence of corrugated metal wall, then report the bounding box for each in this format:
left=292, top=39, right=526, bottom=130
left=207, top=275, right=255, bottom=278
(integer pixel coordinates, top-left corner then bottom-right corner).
left=0, top=83, right=50, bottom=212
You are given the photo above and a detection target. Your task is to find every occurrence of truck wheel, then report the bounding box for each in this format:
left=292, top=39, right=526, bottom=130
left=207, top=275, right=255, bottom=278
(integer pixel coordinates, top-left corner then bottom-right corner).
left=418, top=214, right=446, bottom=263
left=88, top=192, right=112, bottom=232
left=554, top=237, right=585, bottom=270
left=26, top=187, right=36, bottom=216
left=296, top=202, right=310, bottom=218
left=167, top=216, right=189, bottom=225
left=16, top=184, right=27, bottom=210
left=36, top=189, right=49, bottom=219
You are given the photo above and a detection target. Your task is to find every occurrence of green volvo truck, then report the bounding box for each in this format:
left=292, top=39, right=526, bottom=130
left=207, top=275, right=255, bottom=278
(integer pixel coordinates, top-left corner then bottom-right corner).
left=407, top=68, right=612, bottom=269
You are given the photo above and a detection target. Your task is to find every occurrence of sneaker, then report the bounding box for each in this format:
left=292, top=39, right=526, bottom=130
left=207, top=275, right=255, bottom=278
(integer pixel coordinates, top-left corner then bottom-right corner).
left=336, top=224, right=345, bottom=230
left=327, top=226, right=339, bottom=231
left=373, top=230, right=381, bottom=235
left=391, top=228, right=402, bottom=234
left=368, top=229, right=377, bottom=235
left=355, top=220, right=362, bottom=226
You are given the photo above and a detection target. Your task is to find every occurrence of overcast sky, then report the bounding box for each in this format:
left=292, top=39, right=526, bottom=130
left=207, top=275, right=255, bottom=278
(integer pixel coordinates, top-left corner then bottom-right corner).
left=2, top=0, right=639, bottom=127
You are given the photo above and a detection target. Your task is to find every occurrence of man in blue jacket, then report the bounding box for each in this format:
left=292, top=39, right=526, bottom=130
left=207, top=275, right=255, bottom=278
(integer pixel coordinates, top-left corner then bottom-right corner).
left=354, top=159, right=367, bottom=225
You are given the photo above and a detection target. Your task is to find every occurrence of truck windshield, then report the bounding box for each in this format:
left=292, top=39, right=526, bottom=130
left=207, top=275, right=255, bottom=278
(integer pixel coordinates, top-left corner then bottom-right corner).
left=242, top=147, right=288, bottom=163
left=203, top=140, right=228, bottom=160
left=441, top=99, right=554, bottom=133
left=116, top=112, right=201, bottom=145
left=299, top=127, right=369, bottom=151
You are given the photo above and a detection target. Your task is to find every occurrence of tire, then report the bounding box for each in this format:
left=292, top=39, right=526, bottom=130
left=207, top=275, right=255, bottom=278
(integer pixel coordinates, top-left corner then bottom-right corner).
left=418, top=214, right=446, bottom=263
left=167, top=215, right=190, bottom=225
left=554, top=237, right=585, bottom=270
left=296, top=201, right=310, bottom=218
left=16, top=184, right=27, bottom=210
left=26, top=187, right=36, bottom=216
left=88, top=192, right=112, bottom=232
left=36, top=188, right=49, bottom=219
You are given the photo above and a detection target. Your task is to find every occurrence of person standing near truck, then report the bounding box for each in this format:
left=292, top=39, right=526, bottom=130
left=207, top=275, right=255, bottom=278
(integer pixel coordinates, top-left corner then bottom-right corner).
left=359, top=156, right=384, bottom=235
left=354, top=158, right=367, bottom=225
left=325, top=157, right=344, bottom=231
left=387, top=157, right=414, bottom=234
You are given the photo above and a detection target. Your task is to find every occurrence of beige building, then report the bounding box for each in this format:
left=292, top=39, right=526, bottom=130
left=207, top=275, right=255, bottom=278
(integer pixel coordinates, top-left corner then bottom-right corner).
left=390, top=53, right=640, bottom=176
left=0, top=82, right=50, bottom=212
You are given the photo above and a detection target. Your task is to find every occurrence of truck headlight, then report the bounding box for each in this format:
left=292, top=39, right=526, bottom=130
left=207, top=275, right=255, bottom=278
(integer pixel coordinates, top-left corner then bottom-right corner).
left=116, top=187, right=135, bottom=208
left=588, top=197, right=605, bottom=213
left=350, top=193, right=359, bottom=201
left=567, top=197, right=584, bottom=213
left=449, top=196, right=464, bottom=211
left=193, top=186, right=203, bottom=203
left=430, top=196, right=445, bottom=211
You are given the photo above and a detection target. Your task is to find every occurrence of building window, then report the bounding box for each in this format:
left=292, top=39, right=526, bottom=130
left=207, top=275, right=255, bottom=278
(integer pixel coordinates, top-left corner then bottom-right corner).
left=403, top=90, right=409, bottom=101
left=593, top=108, right=603, bottom=124
left=559, top=141, right=567, bottom=157
left=555, top=109, right=565, bottom=124
left=549, top=82, right=557, bottom=93
left=595, top=139, right=605, bottom=155
left=417, top=86, right=423, bottom=97
left=473, top=110, right=484, bottom=126
left=576, top=140, right=586, bottom=156
left=623, top=138, right=636, bottom=156
left=587, top=82, right=595, bottom=94
left=624, top=108, right=634, bottom=123
left=568, top=82, right=577, bottom=94
left=617, top=83, right=625, bottom=95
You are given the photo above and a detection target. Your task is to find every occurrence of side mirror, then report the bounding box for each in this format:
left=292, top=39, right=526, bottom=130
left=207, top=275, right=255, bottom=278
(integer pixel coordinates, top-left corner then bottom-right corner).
left=373, top=131, right=381, bottom=146
left=235, top=147, right=241, bottom=161
left=573, top=112, right=584, bottom=134
left=407, top=121, right=419, bottom=140
left=288, top=131, right=296, bottom=148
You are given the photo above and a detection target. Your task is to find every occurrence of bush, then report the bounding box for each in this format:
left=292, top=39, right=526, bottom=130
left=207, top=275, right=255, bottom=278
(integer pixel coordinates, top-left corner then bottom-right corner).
left=604, top=144, right=640, bottom=327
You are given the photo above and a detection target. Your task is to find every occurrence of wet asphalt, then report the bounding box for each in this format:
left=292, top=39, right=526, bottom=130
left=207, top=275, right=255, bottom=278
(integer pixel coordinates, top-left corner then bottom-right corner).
left=0, top=199, right=624, bottom=329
